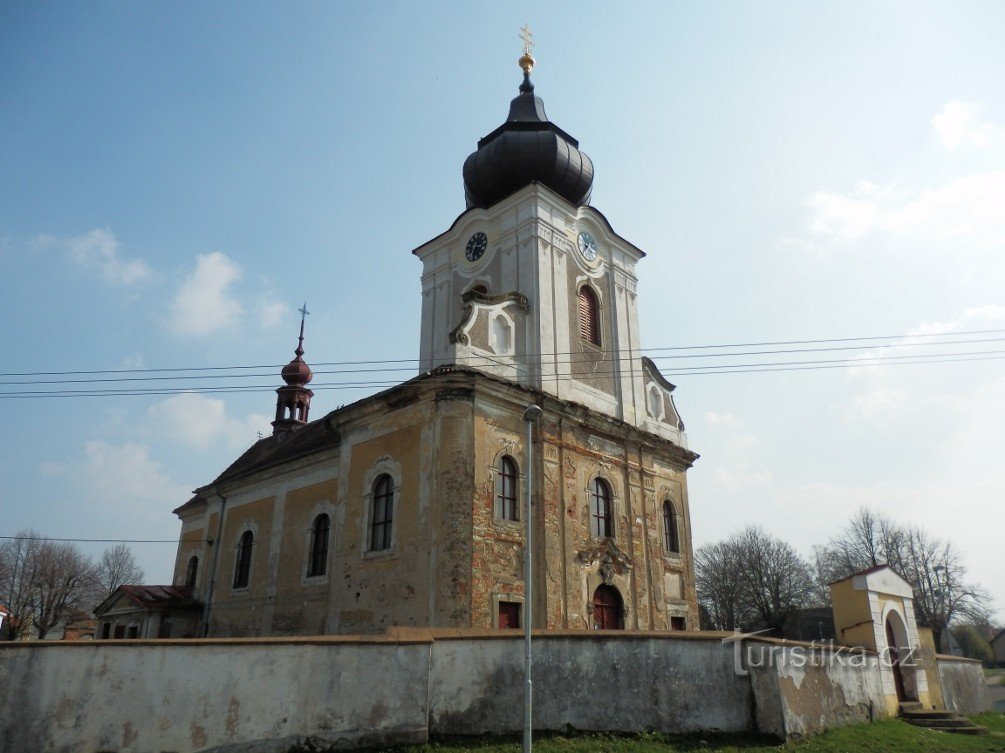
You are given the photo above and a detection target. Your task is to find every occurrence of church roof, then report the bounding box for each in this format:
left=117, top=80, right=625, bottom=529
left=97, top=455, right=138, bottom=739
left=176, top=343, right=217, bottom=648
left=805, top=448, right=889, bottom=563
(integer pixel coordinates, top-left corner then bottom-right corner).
left=462, top=66, right=593, bottom=210
left=177, top=365, right=698, bottom=507
left=95, top=585, right=200, bottom=616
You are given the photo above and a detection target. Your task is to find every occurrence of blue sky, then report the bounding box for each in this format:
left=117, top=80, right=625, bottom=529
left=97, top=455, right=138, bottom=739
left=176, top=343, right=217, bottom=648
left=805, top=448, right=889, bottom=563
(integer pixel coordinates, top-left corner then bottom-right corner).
left=2, top=2, right=1002, bottom=619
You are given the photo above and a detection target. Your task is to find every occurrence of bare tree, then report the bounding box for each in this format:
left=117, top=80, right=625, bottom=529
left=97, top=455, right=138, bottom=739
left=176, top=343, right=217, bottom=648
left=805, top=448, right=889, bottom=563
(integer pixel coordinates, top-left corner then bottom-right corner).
left=0, top=532, right=101, bottom=639
left=735, top=527, right=815, bottom=634
left=695, top=540, right=745, bottom=630
left=30, top=541, right=98, bottom=639
left=95, top=544, right=144, bottom=600
left=695, top=527, right=814, bottom=634
left=817, top=508, right=989, bottom=650
left=0, top=530, right=44, bottom=639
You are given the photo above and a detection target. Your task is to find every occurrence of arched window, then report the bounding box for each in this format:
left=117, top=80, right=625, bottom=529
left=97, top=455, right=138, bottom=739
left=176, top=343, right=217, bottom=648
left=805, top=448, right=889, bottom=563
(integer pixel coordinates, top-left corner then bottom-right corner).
left=185, top=555, right=199, bottom=588
left=578, top=286, right=601, bottom=346
left=233, top=531, right=253, bottom=589
left=371, top=475, right=394, bottom=551
left=589, top=478, right=613, bottom=538
left=495, top=455, right=519, bottom=521
left=663, top=500, right=680, bottom=553
left=308, top=513, right=330, bottom=576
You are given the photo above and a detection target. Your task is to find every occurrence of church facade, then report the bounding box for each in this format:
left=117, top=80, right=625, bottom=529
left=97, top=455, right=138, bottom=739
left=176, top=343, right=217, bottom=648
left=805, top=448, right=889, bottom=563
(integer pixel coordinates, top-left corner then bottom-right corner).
left=169, top=52, right=700, bottom=637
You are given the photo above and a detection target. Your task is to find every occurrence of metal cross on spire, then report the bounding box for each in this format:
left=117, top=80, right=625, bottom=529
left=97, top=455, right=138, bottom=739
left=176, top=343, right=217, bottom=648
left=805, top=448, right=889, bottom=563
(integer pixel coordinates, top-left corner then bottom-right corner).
left=519, top=25, right=536, bottom=75
left=520, top=25, right=534, bottom=57
left=296, top=302, right=310, bottom=354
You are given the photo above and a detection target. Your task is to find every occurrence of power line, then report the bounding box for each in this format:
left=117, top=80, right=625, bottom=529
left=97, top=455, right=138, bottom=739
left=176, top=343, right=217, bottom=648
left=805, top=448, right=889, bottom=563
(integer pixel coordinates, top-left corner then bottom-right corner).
left=2, top=328, right=1003, bottom=378
left=2, top=350, right=1003, bottom=399
left=4, top=335, right=1004, bottom=387
left=1, top=329, right=1001, bottom=399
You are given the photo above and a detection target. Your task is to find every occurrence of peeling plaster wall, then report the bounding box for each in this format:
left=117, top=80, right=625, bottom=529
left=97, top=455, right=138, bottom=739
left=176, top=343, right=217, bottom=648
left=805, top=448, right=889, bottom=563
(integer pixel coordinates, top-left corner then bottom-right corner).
left=937, top=658, right=991, bottom=715
left=748, top=643, right=889, bottom=740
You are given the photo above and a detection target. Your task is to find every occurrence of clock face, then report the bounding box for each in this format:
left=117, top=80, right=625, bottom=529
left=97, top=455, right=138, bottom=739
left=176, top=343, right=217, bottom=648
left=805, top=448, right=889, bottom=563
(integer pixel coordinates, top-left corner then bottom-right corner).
left=578, top=231, right=599, bottom=262
left=465, top=232, right=488, bottom=262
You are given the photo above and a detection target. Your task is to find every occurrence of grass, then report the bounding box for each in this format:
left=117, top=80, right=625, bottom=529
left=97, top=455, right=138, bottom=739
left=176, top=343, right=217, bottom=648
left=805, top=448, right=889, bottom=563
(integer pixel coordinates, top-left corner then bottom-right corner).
left=358, top=715, right=1005, bottom=753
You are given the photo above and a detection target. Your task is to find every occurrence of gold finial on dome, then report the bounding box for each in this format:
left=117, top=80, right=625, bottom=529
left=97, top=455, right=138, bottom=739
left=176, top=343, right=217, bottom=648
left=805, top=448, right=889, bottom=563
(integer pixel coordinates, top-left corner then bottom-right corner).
left=519, top=24, right=535, bottom=73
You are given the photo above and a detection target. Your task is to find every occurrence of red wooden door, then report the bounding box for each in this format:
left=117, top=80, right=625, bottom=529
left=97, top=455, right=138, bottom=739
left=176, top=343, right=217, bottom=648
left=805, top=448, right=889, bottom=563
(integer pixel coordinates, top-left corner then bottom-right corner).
left=592, top=585, right=624, bottom=629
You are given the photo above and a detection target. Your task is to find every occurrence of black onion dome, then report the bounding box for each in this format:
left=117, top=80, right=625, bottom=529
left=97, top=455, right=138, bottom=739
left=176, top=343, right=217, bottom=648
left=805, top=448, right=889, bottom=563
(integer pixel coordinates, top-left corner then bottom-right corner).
left=463, top=72, right=594, bottom=209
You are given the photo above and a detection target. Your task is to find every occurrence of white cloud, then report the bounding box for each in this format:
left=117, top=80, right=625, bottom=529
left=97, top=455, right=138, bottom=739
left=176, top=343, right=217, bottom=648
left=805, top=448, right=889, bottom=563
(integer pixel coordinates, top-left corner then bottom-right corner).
left=703, top=411, right=740, bottom=429
left=257, top=297, right=290, bottom=329
left=932, top=101, right=1003, bottom=151
left=804, top=104, right=1005, bottom=250
left=702, top=411, right=758, bottom=450
left=120, top=353, right=146, bottom=370
left=167, top=252, right=244, bottom=336
left=907, top=305, right=1005, bottom=338
left=806, top=171, right=1005, bottom=247
left=36, top=228, right=153, bottom=285
left=41, top=440, right=189, bottom=509
left=146, top=393, right=272, bottom=450
left=807, top=186, right=881, bottom=240
left=845, top=387, right=907, bottom=423
left=704, top=466, right=773, bottom=495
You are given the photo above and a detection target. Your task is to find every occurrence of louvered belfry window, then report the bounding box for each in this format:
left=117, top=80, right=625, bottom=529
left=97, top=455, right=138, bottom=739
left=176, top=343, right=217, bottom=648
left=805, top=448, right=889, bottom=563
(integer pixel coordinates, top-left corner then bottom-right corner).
left=578, top=286, right=600, bottom=346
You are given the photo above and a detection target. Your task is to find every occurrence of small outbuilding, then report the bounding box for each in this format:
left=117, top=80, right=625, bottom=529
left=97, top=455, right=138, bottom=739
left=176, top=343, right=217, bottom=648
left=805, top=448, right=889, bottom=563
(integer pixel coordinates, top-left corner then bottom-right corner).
left=93, top=585, right=201, bottom=639
left=830, top=564, right=933, bottom=715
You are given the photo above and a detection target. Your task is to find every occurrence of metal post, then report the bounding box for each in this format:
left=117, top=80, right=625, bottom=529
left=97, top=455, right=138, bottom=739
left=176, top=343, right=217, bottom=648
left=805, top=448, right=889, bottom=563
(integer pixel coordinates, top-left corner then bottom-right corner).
left=522, top=404, right=542, bottom=753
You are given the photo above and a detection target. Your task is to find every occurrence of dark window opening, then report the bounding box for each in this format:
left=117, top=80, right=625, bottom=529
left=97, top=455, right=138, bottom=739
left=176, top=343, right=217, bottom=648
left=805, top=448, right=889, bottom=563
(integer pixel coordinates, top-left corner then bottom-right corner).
left=185, top=555, right=199, bottom=588
left=589, top=477, right=613, bottom=538
left=498, top=601, right=521, bottom=629
left=233, top=530, right=254, bottom=588
left=671, top=616, right=687, bottom=631
left=126, top=625, right=139, bottom=639
left=308, top=513, right=330, bottom=576
left=371, top=474, right=394, bottom=551
left=496, top=455, right=519, bottom=521
left=101, top=622, right=111, bottom=639
left=662, top=500, right=680, bottom=553
left=113, top=625, right=125, bottom=639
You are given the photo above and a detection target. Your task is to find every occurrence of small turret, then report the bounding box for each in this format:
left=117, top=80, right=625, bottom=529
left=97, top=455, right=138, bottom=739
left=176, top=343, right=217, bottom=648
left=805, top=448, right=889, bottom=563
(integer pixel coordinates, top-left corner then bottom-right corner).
left=272, top=304, right=314, bottom=438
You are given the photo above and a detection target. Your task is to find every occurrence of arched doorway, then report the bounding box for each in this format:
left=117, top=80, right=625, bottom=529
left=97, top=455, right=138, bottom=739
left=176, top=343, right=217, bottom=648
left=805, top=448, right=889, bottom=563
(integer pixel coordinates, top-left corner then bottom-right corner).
left=884, top=609, right=917, bottom=702
left=592, top=584, right=624, bottom=629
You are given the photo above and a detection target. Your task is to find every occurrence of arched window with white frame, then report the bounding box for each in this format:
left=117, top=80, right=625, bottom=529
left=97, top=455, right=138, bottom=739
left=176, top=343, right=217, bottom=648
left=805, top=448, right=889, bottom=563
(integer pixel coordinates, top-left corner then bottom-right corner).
left=495, top=455, right=519, bottom=521
left=370, top=474, right=394, bottom=551
left=589, top=477, right=613, bottom=538
left=233, top=531, right=254, bottom=589
left=663, top=500, right=680, bottom=553
left=307, top=513, right=330, bottom=577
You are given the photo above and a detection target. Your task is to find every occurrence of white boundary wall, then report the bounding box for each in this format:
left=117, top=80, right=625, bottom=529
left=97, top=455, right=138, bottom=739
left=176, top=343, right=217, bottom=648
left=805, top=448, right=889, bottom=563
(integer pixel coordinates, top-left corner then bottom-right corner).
left=0, top=631, right=991, bottom=752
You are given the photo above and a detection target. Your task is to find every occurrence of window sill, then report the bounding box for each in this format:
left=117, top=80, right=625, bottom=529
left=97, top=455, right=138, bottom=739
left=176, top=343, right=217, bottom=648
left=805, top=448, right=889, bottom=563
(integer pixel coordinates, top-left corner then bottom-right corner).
left=362, top=547, right=398, bottom=562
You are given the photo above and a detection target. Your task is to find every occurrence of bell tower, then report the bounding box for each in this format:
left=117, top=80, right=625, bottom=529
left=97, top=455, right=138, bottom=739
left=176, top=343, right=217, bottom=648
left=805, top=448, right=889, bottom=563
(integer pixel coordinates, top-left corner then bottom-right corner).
left=413, top=49, right=688, bottom=447
left=272, top=304, right=314, bottom=438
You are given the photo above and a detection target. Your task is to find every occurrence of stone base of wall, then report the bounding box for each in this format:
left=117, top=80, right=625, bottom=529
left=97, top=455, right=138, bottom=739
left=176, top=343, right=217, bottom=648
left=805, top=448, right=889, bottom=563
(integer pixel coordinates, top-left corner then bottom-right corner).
left=2, top=630, right=979, bottom=753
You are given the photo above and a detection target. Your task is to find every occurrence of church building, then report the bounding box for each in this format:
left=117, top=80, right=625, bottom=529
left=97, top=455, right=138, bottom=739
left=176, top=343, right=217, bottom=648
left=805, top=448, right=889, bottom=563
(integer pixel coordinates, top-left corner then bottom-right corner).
left=166, top=49, right=700, bottom=638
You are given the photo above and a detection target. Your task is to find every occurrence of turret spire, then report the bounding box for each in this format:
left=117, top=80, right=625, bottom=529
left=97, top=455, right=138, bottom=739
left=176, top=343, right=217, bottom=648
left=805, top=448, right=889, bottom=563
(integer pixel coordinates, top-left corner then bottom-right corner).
left=272, top=303, right=314, bottom=438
